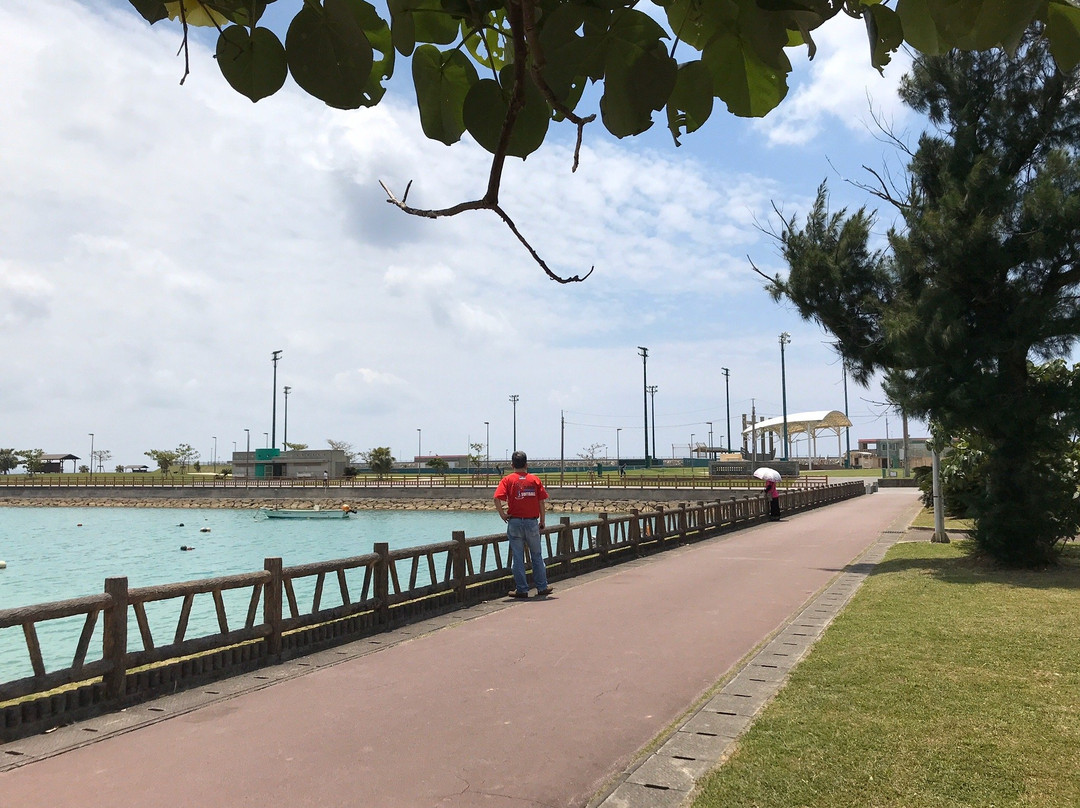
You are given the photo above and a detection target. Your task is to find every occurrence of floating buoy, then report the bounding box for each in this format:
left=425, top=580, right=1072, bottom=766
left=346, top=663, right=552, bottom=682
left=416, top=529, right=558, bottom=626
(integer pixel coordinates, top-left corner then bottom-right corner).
left=0, top=560, right=7, bottom=569
left=199, top=527, right=210, bottom=533
left=76, top=524, right=83, bottom=527
left=180, top=545, right=195, bottom=551
left=177, top=523, right=185, bottom=527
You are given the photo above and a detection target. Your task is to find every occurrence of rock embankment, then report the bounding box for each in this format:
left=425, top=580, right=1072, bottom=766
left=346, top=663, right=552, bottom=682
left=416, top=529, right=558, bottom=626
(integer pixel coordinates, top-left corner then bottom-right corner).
left=0, top=496, right=668, bottom=514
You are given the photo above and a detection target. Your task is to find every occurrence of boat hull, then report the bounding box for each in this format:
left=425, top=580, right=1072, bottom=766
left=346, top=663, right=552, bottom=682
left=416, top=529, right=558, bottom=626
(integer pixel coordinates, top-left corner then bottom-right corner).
left=260, top=509, right=351, bottom=519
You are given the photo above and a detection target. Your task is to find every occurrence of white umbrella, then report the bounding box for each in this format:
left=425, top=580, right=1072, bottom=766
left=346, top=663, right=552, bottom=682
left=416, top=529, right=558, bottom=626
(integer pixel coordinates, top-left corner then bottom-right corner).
left=753, top=467, right=782, bottom=482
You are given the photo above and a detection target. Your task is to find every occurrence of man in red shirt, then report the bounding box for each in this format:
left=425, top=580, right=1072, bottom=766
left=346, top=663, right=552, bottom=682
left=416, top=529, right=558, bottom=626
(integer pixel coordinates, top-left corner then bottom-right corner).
left=494, top=451, right=552, bottom=598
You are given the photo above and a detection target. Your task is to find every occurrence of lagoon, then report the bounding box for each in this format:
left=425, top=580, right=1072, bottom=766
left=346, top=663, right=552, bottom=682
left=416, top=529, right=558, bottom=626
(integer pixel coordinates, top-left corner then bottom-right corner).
left=0, top=507, right=590, bottom=684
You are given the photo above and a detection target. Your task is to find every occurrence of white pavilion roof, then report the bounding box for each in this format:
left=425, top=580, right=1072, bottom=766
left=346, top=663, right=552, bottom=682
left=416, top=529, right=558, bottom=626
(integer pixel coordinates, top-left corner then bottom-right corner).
left=742, top=410, right=852, bottom=438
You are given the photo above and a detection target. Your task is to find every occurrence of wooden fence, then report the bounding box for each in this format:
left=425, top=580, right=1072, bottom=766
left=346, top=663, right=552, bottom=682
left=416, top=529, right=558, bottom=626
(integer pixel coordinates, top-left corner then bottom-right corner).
left=0, top=473, right=832, bottom=490
left=0, top=481, right=864, bottom=741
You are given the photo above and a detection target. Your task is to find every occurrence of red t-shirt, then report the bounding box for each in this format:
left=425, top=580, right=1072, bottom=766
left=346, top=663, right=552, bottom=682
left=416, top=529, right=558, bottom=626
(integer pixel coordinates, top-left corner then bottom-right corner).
left=494, top=472, right=549, bottom=518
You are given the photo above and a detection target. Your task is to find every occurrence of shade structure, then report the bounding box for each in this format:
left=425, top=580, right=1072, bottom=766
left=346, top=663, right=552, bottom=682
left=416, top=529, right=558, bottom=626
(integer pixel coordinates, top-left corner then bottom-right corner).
left=742, top=410, right=852, bottom=467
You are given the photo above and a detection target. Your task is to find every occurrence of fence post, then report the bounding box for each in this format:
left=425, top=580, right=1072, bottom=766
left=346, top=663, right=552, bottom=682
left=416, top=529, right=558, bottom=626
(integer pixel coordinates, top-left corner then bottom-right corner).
left=558, top=517, right=573, bottom=575
left=677, top=503, right=688, bottom=543
left=629, top=508, right=641, bottom=554
left=452, top=531, right=467, bottom=602
left=374, top=542, right=390, bottom=625
left=598, top=513, right=610, bottom=561
left=654, top=505, right=666, bottom=544
left=264, top=557, right=283, bottom=657
left=102, top=577, right=128, bottom=701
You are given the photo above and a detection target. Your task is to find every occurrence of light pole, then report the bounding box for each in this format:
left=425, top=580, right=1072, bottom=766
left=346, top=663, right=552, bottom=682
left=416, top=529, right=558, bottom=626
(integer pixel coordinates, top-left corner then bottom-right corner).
left=706, top=421, right=713, bottom=458
left=484, top=421, right=490, bottom=466
left=779, top=332, right=791, bottom=461
left=721, top=367, right=731, bottom=452
left=263, top=432, right=269, bottom=448
left=212, top=436, right=217, bottom=469
left=647, top=384, right=658, bottom=467
left=509, top=395, right=519, bottom=452
left=88, top=433, right=94, bottom=476
left=271, top=350, right=282, bottom=449
left=244, top=429, right=250, bottom=477
left=417, top=428, right=422, bottom=469
left=616, top=428, right=621, bottom=465
left=283, top=385, right=291, bottom=450
left=690, top=433, right=695, bottom=460
left=638, top=347, right=649, bottom=467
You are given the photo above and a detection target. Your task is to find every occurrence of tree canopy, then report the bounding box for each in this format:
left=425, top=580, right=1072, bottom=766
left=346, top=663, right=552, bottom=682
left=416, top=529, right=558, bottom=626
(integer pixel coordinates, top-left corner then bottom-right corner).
left=127, top=0, right=1080, bottom=280
left=764, top=32, right=1080, bottom=566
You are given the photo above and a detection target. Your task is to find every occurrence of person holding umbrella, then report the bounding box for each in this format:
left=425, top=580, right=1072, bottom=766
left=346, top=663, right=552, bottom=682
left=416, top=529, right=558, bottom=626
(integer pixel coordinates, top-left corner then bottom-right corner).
left=754, top=467, right=782, bottom=521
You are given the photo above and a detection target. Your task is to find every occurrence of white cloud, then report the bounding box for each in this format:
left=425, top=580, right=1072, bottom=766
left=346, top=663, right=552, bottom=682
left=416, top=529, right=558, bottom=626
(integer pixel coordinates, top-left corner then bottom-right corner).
left=0, top=0, right=918, bottom=464
left=756, top=18, right=914, bottom=147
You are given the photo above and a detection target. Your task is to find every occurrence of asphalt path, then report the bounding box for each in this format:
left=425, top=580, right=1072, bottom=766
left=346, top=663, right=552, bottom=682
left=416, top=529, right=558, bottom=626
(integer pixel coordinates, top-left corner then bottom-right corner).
left=1, top=488, right=920, bottom=808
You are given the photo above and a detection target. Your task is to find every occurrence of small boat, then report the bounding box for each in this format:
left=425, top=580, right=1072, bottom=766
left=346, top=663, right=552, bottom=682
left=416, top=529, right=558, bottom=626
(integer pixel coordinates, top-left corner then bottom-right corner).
left=260, top=507, right=353, bottom=520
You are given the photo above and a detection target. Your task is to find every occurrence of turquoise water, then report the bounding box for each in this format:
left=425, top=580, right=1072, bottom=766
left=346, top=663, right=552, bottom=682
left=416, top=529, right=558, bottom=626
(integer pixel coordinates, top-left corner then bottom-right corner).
left=0, top=507, right=587, bottom=684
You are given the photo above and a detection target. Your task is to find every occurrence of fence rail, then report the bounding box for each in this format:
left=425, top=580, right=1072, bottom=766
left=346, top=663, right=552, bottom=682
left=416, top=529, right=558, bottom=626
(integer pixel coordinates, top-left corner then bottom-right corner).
left=0, top=473, right=832, bottom=490
left=0, top=481, right=865, bottom=741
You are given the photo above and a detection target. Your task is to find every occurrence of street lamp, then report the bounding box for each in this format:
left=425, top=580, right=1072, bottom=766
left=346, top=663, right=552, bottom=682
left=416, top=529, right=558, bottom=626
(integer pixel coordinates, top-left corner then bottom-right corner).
left=706, top=421, right=713, bottom=458
left=690, top=433, right=695, bottom=459
left=88, top=433, right=94, bottom=476
left=484, top=421, right=490, bottom=465
left=638, top=347, right=649, bottom=467
left=779, top=332, right=791, bottom=461
left=417, top=428, right=422, bottom=469
left=212, top=436, right=217, bottom=469
left=509, top=395, right=519, bottom=452
left=647, top=385, right=658, bottom=467
left=721, top=367, right=731, bottom=452
left=283, top=386, right=291, bottom=449
left=263, top=432, right=269, bottom=448
left=271, top=350, right=282, bottom=449
left=244, top=429, right=250, bottom=477
left=616, top=428, right=621, bottom=465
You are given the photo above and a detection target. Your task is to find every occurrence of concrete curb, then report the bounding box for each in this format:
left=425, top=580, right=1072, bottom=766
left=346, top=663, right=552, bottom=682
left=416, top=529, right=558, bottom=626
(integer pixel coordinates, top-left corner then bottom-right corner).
left=592, top=503, right=922, bottom=808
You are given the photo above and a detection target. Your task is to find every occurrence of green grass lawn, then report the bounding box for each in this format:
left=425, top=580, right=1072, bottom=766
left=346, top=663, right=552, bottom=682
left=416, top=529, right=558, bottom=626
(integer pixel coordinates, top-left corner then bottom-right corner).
left=692, top=539, right=1080, bottom=808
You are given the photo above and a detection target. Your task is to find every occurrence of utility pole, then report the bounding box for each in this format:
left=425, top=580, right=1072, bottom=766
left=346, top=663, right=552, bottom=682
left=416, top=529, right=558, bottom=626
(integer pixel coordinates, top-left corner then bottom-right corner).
left=271, top=349, right=283, bottom=449
left=842, top=361, right=851, bottom=468
left=560, top=410, right=565, bottom=484
left=638, top=347, right=649, bottom=467
left=647, top=384, right=658, bottom=469
left=721, top=367, right=731, bottom=452
left=282, top=386, right=291, bottom=449
left=751, top=399, right=757, bottom=464
left=779, top=333, right=790, bottom=461
left=509, top=394, right=519, bottom=452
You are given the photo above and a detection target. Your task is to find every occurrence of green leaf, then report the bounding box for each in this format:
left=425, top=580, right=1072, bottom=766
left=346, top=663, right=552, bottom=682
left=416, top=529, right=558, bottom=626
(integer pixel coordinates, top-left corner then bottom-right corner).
left=128, top=0, right=169, bottom=24
left=285, top=0, right=374, bottom=110
left=387, top=0, right=416, bottom=55
left=702, top=29, right=789, bottom=118
left=463, top=65, right=551, bottom=157
left=895, top=0, right=945, bottom=55
left=350, top=0, right=396, bottom=106
left=405, top=0, right=460, bottom=46
left=598, top=10, right=678, bottom=137
left=216, top=25, right=288, bottom=102
left=1047, top=1, right=1080, bottom=72
left=928, top=0, right=1041, bottom=51
left=864, top=4, right=903, bottom=75
left=667, top=60, right=713, bottom=144
left=462, top=14, right=513, bottom=74
left=412, top=45, right=478, bottom=144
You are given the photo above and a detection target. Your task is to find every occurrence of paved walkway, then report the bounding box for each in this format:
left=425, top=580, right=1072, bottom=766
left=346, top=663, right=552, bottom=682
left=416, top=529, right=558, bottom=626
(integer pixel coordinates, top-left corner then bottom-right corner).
left=1, top=488, right=921, bottom=808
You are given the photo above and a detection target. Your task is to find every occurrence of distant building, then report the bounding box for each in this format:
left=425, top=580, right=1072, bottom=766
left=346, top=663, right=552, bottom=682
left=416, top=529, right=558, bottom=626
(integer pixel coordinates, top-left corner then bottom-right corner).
left=231, top=448, right=348, bottom=479
left=40, top=453, right=80, bottom=473
left=853, top=437, right=932, bottom=469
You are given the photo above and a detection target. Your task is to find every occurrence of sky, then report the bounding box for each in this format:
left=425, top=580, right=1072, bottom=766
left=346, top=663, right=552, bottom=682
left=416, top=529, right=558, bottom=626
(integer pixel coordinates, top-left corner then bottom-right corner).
left=0, top=0, right=925, bottom=469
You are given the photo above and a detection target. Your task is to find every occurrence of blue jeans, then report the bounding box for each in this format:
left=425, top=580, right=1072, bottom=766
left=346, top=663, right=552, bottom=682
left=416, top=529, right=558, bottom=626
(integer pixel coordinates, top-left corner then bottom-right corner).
left=507, top=517, right=548, bottom=593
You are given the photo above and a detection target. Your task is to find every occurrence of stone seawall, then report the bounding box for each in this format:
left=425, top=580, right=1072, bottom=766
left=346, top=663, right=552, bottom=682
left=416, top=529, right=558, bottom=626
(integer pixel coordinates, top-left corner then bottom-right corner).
left=0, top=485, right=756, bottom=515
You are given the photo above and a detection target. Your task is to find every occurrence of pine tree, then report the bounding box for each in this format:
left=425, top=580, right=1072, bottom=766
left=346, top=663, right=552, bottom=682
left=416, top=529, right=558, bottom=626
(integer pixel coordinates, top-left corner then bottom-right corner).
left=769, top=31, right=1080, bottom=566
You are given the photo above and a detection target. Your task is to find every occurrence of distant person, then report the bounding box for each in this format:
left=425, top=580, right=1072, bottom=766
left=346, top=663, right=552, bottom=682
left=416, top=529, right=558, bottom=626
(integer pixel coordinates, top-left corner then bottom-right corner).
left=764, top=478, right=781, bottom=521
left=494, top=451, right=552, bottom=598
left=619, top=462, right=626, bottom=478
left=323, top=470, right=329, bottom=487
